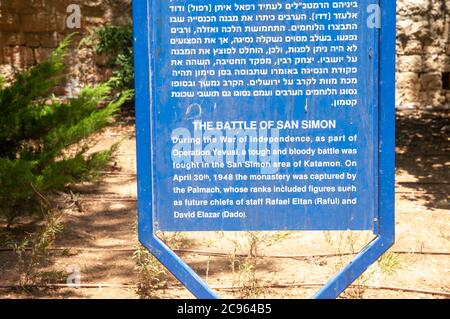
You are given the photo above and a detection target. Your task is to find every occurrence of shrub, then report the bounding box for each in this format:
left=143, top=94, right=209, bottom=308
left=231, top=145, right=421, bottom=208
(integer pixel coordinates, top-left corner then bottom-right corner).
left=0, top=36, right=132, bottom=226
left=94, top=25, right=134, bottom=90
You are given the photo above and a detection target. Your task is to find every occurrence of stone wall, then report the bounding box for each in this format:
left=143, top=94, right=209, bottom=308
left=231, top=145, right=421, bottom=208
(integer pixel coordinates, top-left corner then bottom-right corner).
left=0, top=0, right=131, bottom=93
left=0, top=0, right=449, bottom=108
left=397, top=0, right=450, bottom=108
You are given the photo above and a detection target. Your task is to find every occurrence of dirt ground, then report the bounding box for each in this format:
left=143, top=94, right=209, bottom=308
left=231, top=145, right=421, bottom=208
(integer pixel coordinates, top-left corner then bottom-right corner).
left=0, top=108, right=449, bottom=299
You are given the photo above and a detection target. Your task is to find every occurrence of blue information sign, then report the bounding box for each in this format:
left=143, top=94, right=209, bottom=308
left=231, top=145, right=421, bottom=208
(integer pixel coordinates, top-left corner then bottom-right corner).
left=134, top=0, right=396, bottom=298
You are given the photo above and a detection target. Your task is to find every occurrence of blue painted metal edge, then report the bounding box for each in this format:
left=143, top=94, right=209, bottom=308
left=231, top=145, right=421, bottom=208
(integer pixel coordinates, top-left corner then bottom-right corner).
left=314, top=0, right=396, bottom=299
left=133, top=0, right=396, bottom=299
left=132, top=0, right=218, bottom=299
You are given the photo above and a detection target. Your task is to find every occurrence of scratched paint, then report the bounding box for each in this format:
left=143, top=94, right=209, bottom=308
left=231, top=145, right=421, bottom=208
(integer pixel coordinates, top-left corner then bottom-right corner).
left=146, top=0, right=380, bottom=232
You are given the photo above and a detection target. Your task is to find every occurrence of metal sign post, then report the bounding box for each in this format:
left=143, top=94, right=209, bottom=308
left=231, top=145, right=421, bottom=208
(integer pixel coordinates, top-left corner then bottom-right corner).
left=133, top=0, right=396, bottom=299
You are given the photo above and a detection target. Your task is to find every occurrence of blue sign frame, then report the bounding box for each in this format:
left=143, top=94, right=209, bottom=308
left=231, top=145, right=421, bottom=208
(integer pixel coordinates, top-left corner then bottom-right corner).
left=133, top=0, right=395, bottom=299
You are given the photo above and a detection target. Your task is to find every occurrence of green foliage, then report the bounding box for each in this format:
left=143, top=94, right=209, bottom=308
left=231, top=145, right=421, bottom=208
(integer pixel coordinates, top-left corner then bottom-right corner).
left=0, top=37, right=69, bottom=158
left=377, top=252, right=401, bottom=274
left=133, top=245, right=167, bottom=299
left=0, top=36, right=132, bottom=225
left=228, top=232, right=291, bottom=298
left=94, top=25, right=134, bottom=90
left=9, top=207, right=64, bottom=286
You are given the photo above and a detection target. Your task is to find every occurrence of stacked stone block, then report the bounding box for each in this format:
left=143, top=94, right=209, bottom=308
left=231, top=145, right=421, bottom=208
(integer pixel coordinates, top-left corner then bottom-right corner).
left=0, top=0, right=449, bottom=108
left=396, top=0, right=450, bottom=108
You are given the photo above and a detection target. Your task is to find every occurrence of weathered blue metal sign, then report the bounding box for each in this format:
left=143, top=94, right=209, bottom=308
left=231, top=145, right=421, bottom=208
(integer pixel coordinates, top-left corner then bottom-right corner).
left=134, top=0, right=395, bottom=298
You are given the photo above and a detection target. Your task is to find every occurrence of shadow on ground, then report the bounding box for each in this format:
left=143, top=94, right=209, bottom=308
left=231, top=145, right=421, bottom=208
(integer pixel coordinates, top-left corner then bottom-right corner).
left=1, top=109, right=449, bottom=299
left=396, top=109, right=450, bottom=210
